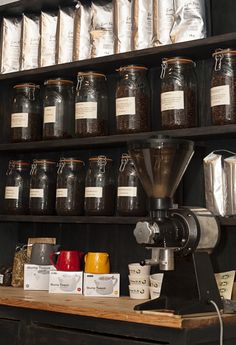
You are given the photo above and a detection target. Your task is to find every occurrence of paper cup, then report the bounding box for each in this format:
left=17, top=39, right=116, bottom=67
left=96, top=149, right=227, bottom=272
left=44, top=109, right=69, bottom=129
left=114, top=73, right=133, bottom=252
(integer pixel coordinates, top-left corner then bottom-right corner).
left=128, top=263, right=151, bottom=276
left=129, top=284, right=150, bottom=299
left=150, top=273, right=163, bottom=288
left=150, top=286, right=161, bottom=300
left=128, top=274, right=150, bottom=286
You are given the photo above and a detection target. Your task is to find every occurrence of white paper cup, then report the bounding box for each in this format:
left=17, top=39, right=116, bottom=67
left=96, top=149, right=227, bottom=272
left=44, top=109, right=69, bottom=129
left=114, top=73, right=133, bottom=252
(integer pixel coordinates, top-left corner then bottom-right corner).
left=128, top=263, right=151, bottom=276
left=129, top=284, right=150, bottom=299
left=150, top=286, right=161, bottom=300
left=128, top=274, right=150, bottom=286
left=150, top=273, right=164, bottom=288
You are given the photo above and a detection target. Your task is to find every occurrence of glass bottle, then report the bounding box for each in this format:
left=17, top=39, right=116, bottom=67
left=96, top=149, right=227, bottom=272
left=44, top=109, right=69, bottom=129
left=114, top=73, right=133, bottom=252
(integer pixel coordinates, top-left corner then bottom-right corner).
left=117, top=153, right=146, bottom=216
left=115, top=65, right=150, bottom=134
left=75, top=71, right=108, bottom=137
left=56, top=157, right=85, bottom=216
left=160, top=57, right=197, bottom=129
left=4, top=160, right=30, bottom=214
left=84, top=155, right=115, bottom=216
left=211, top=49, right=236, bottom=125
left=43, top=78, right=74, bottom=139
left=29, top=159, right=56, bottom=215
left=10, top=83, right=42, bottom=142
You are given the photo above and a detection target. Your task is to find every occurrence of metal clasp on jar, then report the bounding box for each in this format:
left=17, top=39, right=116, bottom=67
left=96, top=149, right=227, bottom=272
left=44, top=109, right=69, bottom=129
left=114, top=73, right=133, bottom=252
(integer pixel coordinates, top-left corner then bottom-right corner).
left=97, top=155, right=107, bottom=173
left=57, top=158, right=66, bottom=174
left=119, top=153, right=130, bottom=172
left=6, top=160, right=14, bottom=175
left=76, top=76, right=84, bottom=91
left=30, top=160, right=38, bottom=175
left=213, top=49, right=224, bottom=71
left=160, top=60, right=168, bottom=79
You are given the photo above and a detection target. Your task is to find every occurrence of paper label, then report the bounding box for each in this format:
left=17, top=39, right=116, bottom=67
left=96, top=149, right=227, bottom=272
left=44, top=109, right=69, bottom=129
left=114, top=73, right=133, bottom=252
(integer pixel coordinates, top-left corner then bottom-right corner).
left=11, top=113, right=28, bottom=128
left=211, top=85, right=230, bottom=107
left=117, top=186, right=137, bottom=197
left=30, top=189, right=44, bottom=198
left=161, top=91, right=184, bottom=111
left=44, top=106, right=56, bottom=123
left=75, top=102, right=97, bottom=119
left=85, top=187, right=103, bottom=198
left=56, top=188, right=68, bottom=198
left=5, top=186, right=19, bottom=199
left=116, top=97, right=135, bottom=116
left=0, top=275, right=3, bottom=284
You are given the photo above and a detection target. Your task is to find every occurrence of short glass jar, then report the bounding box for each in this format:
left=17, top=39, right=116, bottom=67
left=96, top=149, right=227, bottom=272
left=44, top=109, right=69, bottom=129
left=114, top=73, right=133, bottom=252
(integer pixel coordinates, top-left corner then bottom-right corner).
left=75, top=71, right=108, bottom=137
left=84, top=155, right=115, bottom=216
left=10, top=83, right=42, bottom=142
left=56, top=157, right=85, bottom=216
left=43, top=78, right=74, bottom=139
left=4, top=160, right=30, bottom=215
left=115, top=65, right=150, bottom=134
left=211, top=49, right=236, bottom=125
left=117, top=153, right=146, bottom=216
left=29, top=159, right=56, bottom=215
left=160, top=57, right=197, bottom=129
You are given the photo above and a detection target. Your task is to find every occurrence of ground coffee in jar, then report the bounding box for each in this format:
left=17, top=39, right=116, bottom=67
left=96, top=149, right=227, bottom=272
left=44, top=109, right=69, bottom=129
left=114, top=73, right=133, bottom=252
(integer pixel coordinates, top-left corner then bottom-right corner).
left=211, top=49, right=236, bottom=125
left=160, top=57, right=197, bottom=129
left=56, top=157, right=85, bottom=216
left=75, top=71, right=108, bottom=137
left=117, top=153, right=146, bottom=216
left=116, top=65, right=150, bottom=134
left=11, top=83, right=42, bottom=142
left=43, top=78, right=74, bottom=140
left=4, top=160, right=30, bottom=215
left=84, top=155, right=115, bottom=216
left=29, top=159, right=56, bottom=215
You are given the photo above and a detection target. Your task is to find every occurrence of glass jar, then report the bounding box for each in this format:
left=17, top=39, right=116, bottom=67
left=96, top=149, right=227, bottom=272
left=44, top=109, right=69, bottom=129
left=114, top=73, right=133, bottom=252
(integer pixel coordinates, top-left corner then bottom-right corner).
left=117, top=153, right=146, bottom=216
left=10, top=83, right=42, bottom=142
left=84, top=155, right=115, bottom=216
left=75, top=71, right=108, bottom=137
left=211, top=49, right=236, bottom=125
left=56, top=157, right=85, bottom=216
left=4, top=160, right=30, bottom=215
left=115, top=65, right=150, bottom=134
left=160, top=57, right=197, bottom=129
left=29, top=159, right=56, bottom=215
left=43, top=78, right=74, bottom=139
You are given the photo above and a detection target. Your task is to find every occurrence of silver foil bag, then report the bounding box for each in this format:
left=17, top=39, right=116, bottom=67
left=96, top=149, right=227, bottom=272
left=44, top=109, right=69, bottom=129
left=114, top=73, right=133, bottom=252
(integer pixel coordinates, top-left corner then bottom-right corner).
left=153, top=0, right=174, bottom=46
left=0, top=17, right=22, bottom=73
left=91, top=0, right=113, bottom=30
left=39, top=11, right=58, bottom=67
left=113, top=0, right=132, bottom=53
left=171, top=0, right=207, bottom=43
left=90, top=29, right=114, bottom=58
left=56, top=7, right=75, bottom=64
left=21, top=14, right=40, bottom=70
left=73, top=1, right=91, bottom=61
left=224, top=156, right=236, bottom=216
left=132, top=0, right=153, bottom=50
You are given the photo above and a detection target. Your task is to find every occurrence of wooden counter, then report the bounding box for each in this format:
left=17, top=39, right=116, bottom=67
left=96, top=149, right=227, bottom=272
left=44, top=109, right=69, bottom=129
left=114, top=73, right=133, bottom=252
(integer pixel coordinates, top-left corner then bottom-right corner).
left=0, top=287, right=235, bottom=330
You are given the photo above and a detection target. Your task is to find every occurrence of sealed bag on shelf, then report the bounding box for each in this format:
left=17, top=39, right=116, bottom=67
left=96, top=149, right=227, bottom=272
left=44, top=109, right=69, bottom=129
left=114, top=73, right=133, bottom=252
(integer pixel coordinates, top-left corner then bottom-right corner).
left=0, top=17, right=22, bottom=74
left=224, top=155, right=236, bottom=216
left=39, top=11, right=58, bottom=67
left=21, top=14, right=40, bottom=70
left=113, top=0, right=133, bottom=54
left=91, top=0, right=113, bottom=30
left=11, top=244, right=28, bottom=287
left=73, top=1, right=91, bottom=61
left=90, top=29, right=114, bottom=58
left=152, top=0, right=174, bottom=46
left=132, top=0, right=153, bottom=50
left=56, top=7, right=75, bottom=64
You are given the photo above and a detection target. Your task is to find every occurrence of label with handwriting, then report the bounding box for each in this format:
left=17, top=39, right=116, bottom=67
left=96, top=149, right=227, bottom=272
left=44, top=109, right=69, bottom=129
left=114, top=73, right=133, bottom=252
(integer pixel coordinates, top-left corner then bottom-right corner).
left=5, top=186, right=19, bottom=199
left=85, top=187, right=103, bottom=198
left=11, top=113, right=28, bottom=128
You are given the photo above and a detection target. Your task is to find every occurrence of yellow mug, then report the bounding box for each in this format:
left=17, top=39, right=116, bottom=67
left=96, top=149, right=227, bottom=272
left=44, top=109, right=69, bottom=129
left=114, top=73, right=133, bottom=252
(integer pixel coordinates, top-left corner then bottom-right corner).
left=84, top=252, right=110, bottom=274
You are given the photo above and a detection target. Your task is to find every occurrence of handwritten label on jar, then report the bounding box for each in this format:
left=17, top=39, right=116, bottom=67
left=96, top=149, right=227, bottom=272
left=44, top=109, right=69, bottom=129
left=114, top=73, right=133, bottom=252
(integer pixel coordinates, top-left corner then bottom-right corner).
left=30, top=189, right=44, bottom=198
left=85, top=187, right=103, bottom=198
left=75, top=102, right=97, bottom=119
left=118, top=186, right=137, bottom=197
left=116, top=97, right=136, bottom=116
left=161, top=91, right=184, bottom=111
left=211, top=85, right=230, bottom=107
left=56, top=188, right=68, bottom=198
left=43, top=106, right=56, bottom=123
left=11, top=113, right=28, bottom=128
left=0, top=275, right=3, bottom=284
left=5, top=186, right=19, bottom=199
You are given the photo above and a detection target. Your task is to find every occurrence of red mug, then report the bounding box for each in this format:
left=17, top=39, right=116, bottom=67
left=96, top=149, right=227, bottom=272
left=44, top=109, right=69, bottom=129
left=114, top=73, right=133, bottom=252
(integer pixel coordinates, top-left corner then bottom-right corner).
left=50, top=250, right=84, bottom=271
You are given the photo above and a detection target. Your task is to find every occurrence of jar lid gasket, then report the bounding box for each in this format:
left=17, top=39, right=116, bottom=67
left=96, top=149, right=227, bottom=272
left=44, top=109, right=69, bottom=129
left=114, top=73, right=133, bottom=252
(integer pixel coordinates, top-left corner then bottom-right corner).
left=77, top=71, right=106, bottom=78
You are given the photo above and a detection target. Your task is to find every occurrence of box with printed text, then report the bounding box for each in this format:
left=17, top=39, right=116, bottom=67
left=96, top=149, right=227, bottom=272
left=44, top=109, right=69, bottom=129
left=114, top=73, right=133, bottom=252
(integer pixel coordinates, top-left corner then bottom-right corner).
left=24, top=264, right=54, bottom=290
left=83, top=273, right=120, bottom=297
left=49, top=270, right=83, bottom=294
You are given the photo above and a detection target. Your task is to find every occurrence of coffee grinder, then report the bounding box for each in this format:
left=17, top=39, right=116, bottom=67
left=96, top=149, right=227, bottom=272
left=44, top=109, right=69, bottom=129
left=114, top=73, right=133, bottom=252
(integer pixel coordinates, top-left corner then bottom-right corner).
left=128, top=136, right=223, bottom=315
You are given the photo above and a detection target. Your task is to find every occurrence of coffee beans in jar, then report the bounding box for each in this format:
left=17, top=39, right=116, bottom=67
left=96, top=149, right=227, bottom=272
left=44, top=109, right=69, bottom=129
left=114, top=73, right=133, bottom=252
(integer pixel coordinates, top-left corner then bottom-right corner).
left=43, top=78, right=74, bottom=139
left=116, top=65, right=150, bottom=134
left=211, top=49, right=236, bottom=125
left=10, top=83, right=42, bottom=142
left=84, top=155, right=115, bottom=216
left=160, top=57, right=197, bottom=129
left=56, top=157, right=85, bottom=216
left=75, top=71, right=108, bottom=137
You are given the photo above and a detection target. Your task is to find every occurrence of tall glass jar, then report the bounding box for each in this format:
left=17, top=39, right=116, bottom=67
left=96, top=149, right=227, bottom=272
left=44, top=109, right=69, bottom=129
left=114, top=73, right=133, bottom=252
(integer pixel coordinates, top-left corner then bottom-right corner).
left=75, top=71, right=108, bottom=137
left=4, top=160, right=30, bottom=215
left=10, top=83, right=42, bottom=142
left=211, top=49, right=236, bottom=125
left=116, top=65, right=150, bottom=134
left=56, top=157, right=85, bottom=216
left=84, top=155, right=115, bottom=216
left=116, top=153, right=146, bottom=216
left=43, top=78, right=74, bottom=139
left=29, top=159, right=56, bottom=215
left=160, top=57, right=197, bottom=129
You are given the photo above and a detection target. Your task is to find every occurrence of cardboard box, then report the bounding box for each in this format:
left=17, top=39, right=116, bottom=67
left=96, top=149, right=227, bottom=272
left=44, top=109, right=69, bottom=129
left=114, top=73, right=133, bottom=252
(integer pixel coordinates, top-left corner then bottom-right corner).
left=49, top=271, right=83, bottom=294
left=84, top=273, right=120, bottom=297
left=24, top=264, right=53, bottom=290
